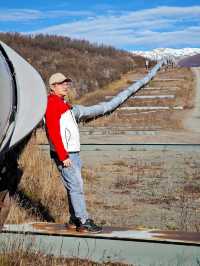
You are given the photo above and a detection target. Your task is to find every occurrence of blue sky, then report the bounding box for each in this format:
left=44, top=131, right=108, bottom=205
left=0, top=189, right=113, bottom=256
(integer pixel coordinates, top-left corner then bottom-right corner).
left=0, top=0, right=200, bottom=51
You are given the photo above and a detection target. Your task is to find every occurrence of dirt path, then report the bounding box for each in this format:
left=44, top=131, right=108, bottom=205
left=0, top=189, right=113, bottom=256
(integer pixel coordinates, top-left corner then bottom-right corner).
left=184, top=68, right=200, bottom=133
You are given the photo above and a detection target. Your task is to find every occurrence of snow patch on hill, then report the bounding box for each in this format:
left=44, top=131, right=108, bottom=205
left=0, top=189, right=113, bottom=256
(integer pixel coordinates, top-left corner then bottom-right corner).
left=132, top=48, right=200, bottom=61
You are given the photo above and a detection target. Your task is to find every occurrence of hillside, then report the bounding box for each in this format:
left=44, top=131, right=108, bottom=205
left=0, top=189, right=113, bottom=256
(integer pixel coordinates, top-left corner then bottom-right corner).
left=132, top=48, right=200, bottom=60
left=0, top=33, right=146, bottom=97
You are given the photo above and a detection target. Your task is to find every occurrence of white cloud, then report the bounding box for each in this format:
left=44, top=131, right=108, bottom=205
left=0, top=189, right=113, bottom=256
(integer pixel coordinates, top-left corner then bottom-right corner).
left=0, top=9, right=93, bottom=22
left=114, top=27, right=200, bottom=47
left=0, top=9, right=41, bottom=21
left=2, top=6, right=200, bottom=49
left=28, top=6, right=200, bottom=49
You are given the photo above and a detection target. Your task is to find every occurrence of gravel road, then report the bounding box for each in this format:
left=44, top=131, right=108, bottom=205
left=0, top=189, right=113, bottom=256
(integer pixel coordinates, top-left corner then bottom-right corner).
left=184, top=67, right=200, bottom=133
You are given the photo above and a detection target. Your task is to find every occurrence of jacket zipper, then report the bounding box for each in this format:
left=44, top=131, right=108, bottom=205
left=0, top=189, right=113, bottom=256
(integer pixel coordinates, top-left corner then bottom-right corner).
left=70, top=109, right=78, bottom=128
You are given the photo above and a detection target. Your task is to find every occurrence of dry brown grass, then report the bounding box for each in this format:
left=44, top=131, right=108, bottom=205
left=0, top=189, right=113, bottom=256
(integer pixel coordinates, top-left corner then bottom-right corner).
left=34, top=128, right=48, bottom=144
left=87, top=109, right=183, bottom=130
left=6, top=199, right=39, bottom=224
left=0, top=251, right=129, bottom=266
left=6, top=135, right=104, bottom=225
left=6, top=138, right=68, bottom=224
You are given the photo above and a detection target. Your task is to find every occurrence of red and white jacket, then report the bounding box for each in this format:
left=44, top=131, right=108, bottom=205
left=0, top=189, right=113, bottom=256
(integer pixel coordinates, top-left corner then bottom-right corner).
left=45, top=94, right=80, bottom=161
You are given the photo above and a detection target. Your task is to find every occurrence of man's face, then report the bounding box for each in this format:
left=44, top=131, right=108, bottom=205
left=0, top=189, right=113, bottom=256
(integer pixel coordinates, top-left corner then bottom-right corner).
left=51, top=80, right=72, bottom=97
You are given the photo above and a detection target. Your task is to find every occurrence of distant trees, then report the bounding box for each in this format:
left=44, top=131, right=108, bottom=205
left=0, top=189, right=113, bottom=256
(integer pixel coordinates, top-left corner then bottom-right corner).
left=0, top=32, right=145, bottom=96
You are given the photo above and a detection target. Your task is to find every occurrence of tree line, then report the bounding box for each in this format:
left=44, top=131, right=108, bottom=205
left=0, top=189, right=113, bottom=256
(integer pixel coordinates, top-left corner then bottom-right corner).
left=0, top=32, right=147, bottom=96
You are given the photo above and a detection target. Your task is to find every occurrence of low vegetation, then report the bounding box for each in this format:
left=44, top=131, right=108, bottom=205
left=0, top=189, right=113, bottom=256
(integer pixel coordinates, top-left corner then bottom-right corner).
left=0, top=250, right=128, bottom=266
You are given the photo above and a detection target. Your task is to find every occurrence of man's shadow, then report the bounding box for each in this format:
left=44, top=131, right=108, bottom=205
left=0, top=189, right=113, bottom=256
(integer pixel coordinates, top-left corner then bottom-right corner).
left=0, top=134, right=55, bottom=228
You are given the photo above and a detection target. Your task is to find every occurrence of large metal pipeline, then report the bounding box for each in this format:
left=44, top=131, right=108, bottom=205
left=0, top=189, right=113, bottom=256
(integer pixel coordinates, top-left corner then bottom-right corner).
left=0, top=41, right=47, bottom=227
left=0, top=45, right=16, bottom=155
left=0, top=41, right=47, bottom=154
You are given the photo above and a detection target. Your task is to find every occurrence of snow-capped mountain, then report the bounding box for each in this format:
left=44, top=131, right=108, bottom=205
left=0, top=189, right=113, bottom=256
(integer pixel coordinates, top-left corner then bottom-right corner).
left=132, top=48, right=200, bottom=61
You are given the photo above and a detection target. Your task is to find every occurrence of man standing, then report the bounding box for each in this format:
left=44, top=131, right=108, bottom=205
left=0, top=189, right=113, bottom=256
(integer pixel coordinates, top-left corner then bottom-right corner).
left=45, top=73, right=102, bottom=233
left=145, top=59, right=149, bottom=71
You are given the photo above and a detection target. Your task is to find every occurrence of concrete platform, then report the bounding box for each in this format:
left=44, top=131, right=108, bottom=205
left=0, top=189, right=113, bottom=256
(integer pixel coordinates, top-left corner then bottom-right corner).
left=1, top=223, right=200, bottom=265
